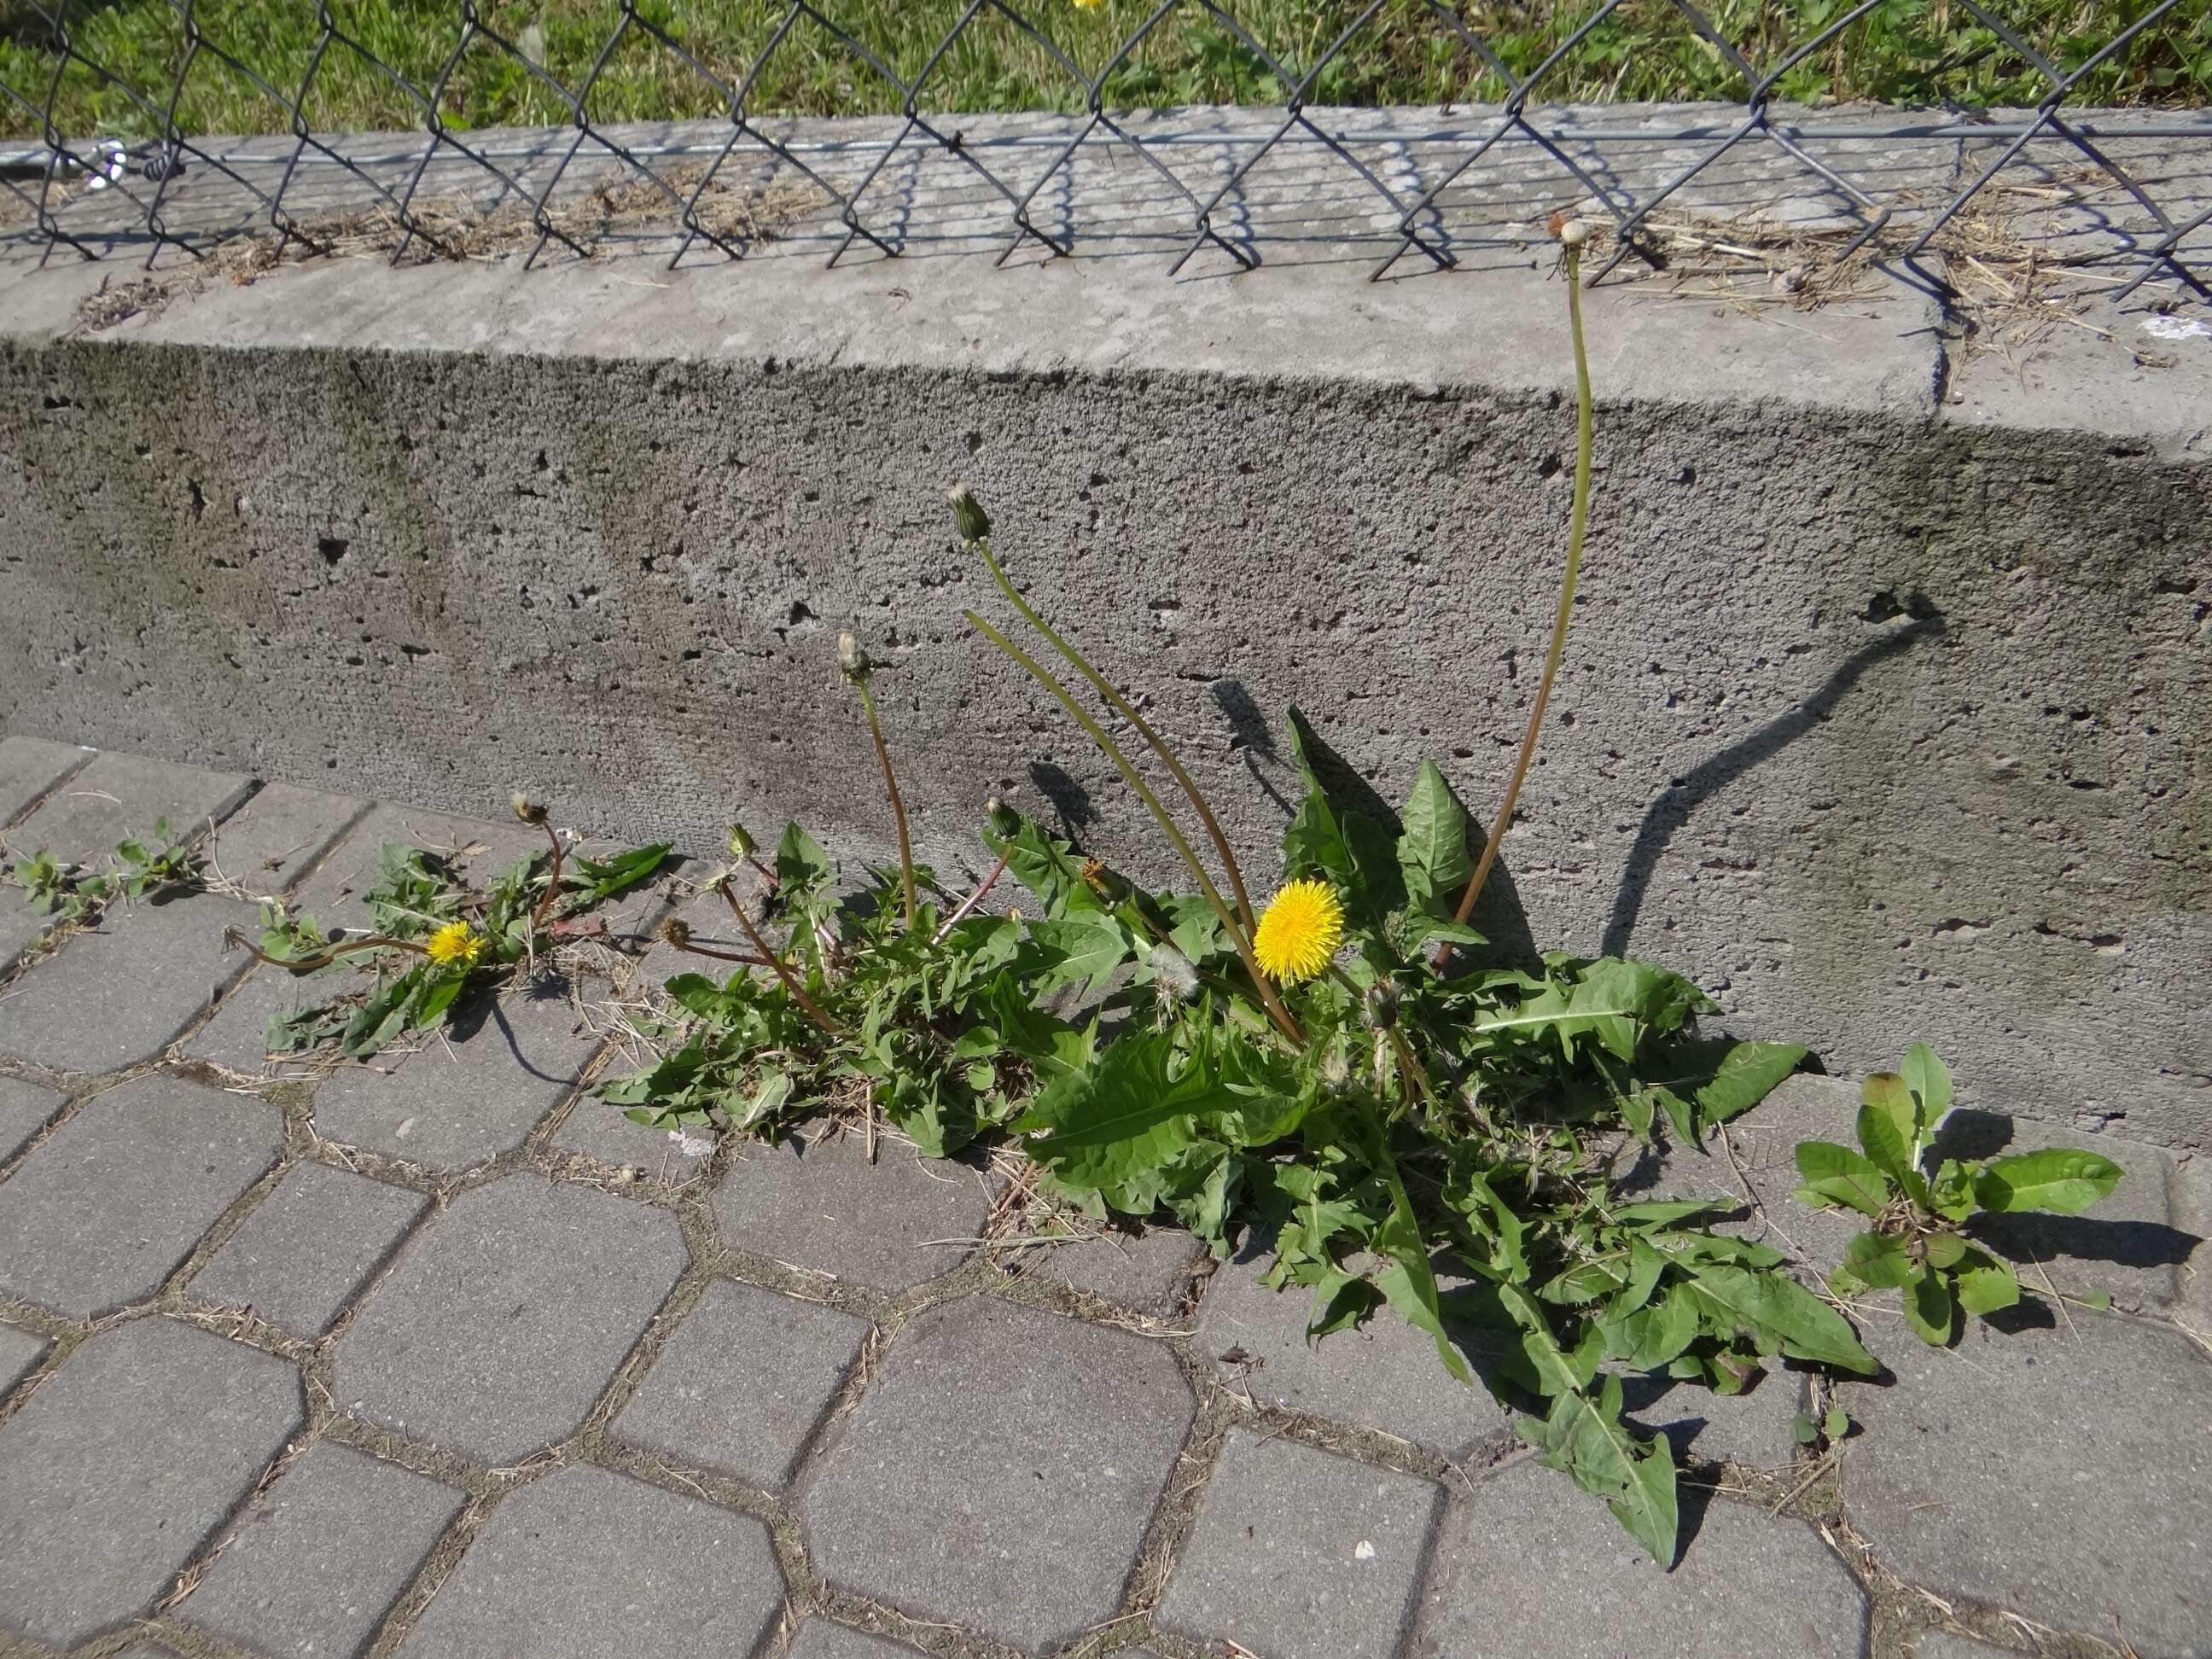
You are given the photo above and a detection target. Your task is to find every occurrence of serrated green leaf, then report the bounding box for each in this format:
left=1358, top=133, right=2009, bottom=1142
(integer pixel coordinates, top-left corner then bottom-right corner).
left=1025, top=912, right=1132, bottom=1000
left=1901, top=1042, right=1953, bottom=1132
left=1518, top=1375, right=1679, bottom=1568
left=1681, top=1262, right=1877, bottom=1373
left=774, top=821, right=833, bottom=899
left=1953, top=1249, right=2020, bottom=1316
left=1972, top=1147, right=2123, bottom=1214
left=1397, top=760, right=1474, bottom=917
left=1792, top=1141, right=1892, bottom=1216
left=1903, top=1264, right=1957, bottom=1344
left=1841, top=1230, right=1912, bottom=1289
left=1639, top=1039, right=1809, bottom=1138
left=1857, top=1073, right=1920, bottom=1184
left=1014, top=1031, right=1237, bottom=1191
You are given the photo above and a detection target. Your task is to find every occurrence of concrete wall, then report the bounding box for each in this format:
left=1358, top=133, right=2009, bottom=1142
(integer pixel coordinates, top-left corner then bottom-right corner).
left=2, top=209, right=2207, bottom=1147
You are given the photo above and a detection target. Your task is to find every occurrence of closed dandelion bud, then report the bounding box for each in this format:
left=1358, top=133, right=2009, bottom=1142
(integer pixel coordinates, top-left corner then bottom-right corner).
left=657, top=917, right=691, bottom=948
left=986, top=795, right=1022, bottom=838
left=727, top=822, right=756, bottom=860
left=510, top=791, right=549, bottom=826
left=836, top=630, right=869, bottom=681
left=1319, top=1045, right=1353, bottom=1097
left=1080, top=858, right=1129, bottom=904
left=1363, top=977, right=1400, bottom=1031
left=1150, top=944, right=1199, bottom=1004
left=945, top=480, right=992, bottom=543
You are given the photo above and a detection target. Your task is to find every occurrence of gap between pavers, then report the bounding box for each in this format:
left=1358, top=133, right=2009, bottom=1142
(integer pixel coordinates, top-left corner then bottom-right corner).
left=0, top=1072, right=283, bottom=1318
left=0, top=1073, right=63, bottom=1163
left=0, top=1319, right=47, bottom=1390
left=786, top=1617, right=931, bottom=1658
left=0, top=736, right=90, bottom=828
left=0, top=1317, right=302, bottom=1648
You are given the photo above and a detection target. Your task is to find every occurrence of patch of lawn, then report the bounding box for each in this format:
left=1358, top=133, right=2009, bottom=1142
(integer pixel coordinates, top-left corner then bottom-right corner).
left=2, top=1, right=2205, bottom=143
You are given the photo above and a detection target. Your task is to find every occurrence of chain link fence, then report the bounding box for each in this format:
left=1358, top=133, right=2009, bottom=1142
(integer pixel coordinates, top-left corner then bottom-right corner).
left=2, top=1, right=2206, bottom=304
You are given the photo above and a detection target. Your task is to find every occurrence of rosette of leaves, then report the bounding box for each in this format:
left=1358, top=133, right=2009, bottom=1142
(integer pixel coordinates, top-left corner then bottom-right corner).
left=1793, top=1045, right=2122, bottom=1344
left=601, top=820, right=1094, bottom=1159
left=249, top=834, right=669, bottom=1060
left=7, top=818, right=201, bottom=924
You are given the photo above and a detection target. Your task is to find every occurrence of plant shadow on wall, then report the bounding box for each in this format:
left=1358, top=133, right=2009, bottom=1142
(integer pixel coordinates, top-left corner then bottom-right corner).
left=6, top=220, right=2151, bottom=1575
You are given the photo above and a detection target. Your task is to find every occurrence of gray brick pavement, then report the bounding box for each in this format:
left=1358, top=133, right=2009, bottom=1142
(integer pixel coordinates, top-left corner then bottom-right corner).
left=192, top=1160, right=428, bottom=1334
left=0, top=1074, right=60, bottom=1161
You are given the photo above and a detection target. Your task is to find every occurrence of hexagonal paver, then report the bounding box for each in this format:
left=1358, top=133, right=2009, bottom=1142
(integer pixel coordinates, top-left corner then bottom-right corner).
left=192, top=1161, right=428, bottom=1334
left=0, top=890, right=260, bottom=1074
left=310, top=973, right=609, bottom=1170
left=1847, top=1312, right=2212, bottom=1654
left=1013, top=1220, right=1210, bottom=1318
left=789, top=1621, right=927, bottom=1657
left=802, top=1297, right=1192, bottom=1653
left=0, top=735, right=88, bottom=824
left=335, top=1176, right=687, bottom=1464
left=714, top=1127, right=995, bottom=1292
left=1159, top=1429, right=1443, bottom=1659
left=399, top=1464, right=782, bottom=1658
left=612, top=1278, right=870, bottom=1490
left=0, top=1074, right=282, bottom=1317
left=181, top=1441, right=463, bottom=1656
left=1409, top=1464, right=1870, bottom=1657
left=0, top=1073, right=61, bottom=1161
left=2, top=751, right=249, bottom=868
left=1196, top=1233, right=1512, bottom=1460
left=0, top=1318, right=300, bottom=1647
left=0, top=1320, right=47, bottom=1389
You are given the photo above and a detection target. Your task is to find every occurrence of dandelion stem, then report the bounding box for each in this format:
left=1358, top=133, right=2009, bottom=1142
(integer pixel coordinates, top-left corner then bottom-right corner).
left=850, top=677, right=917, bottom=931
left=221, top=928, right=427, bottom=971
left=932, top=846, right=1012, bottom=944
left=719, top=881, right=841, bottom=1037
left=1449, top=243, right=1595, bottom=940
left=528, top=819, right=567, bottom=934
left=967, top=609, right=1305, bottom=1049
left=972, top=536, right=1257, bottom=943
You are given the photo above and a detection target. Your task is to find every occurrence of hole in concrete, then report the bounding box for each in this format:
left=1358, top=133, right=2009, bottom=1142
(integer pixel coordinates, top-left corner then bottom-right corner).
left=318, top=538, right=349, bottom=565
left=1536, top=453, right=1563, bottom=479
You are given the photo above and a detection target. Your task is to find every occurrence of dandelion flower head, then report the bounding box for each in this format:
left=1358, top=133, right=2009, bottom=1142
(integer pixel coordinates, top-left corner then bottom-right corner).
left=1252, top=878, right=1344, bottom=983
left=426, top=921, right=483, bottom=969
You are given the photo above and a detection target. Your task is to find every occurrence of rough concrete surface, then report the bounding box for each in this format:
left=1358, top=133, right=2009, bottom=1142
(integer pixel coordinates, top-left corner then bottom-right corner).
left=190, top=1159, right=428, bottom=1334
left=0, top=117, right=2205, bottom=1151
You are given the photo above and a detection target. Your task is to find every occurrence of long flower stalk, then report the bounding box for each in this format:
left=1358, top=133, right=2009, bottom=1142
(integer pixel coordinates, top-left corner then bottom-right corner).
left=1448, top=225, right=1597, bottom=940
left=719, top=880, right=841, bottom=1037
left=841, top=633, right=917, bottom=931
left=965, top=608, right=1306, bottom=1049
left=961, top=518, right=1257, bottom=942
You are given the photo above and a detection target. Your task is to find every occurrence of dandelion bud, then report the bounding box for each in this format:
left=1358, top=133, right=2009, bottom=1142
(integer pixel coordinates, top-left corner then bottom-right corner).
left=727, top=822, right=756, bottom=860
left=1080, top=858, right=1129, bottom=904
left=945, top=480, right=992, bottom=543
left=836, top=630, right=870, bottom=682
left=1318, top=1045, right=1353, bottom=1096
left=510, top=791, right=549, bottom=826
left=986, top=796, right=1022, bottom=838
left=657, top=917, right=691, bottom=948
left=1362, top=977, right=1400, bottom=1031
left=1150, top=944, right=1199, bottom=1004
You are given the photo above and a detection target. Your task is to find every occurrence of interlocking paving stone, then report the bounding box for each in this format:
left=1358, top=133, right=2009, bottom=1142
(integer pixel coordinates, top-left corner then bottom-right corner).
left=0, top=1074, right=282, bottom=1317
left=789, top=1620, right=929, bottom=1658
left=310, top=971, right=609, bottom=1169
left=0, top=889, right=260, bottom=1073
left=0, top=1318, right=300, bottom=1647
left=186, top=804, right=547, bottom=1076
left=196, top=782, right=366, bottom=897
left=555, top=1097, right=719, bottom=1181
left=1196, top=1233, right=1513, bottom=1459
left=0, top=735, right=88, bottom=825
left=1622, top=1367, right=1809, bottom=1472
left=0, top=888, right=59, bottom=969
left=112, top=1644, right=185, bottom=1659
left=191, top=1161, right=428, bottom=1334
left=612, top=1278, right=869, bottom=1490
left=714, top=1127, right=995, bottom=1292
left=181, top=1441, right=465, bottom=1657
left=1845, top=1312, right=2212, bottom=1655
left=399, top=1464, right=783, bottom=1658
left=0, top=751, right=250, bottom=869
left=335, top=1174, right=688, bottom=1464
left=802, top=1297, right=1193, bottom=1653
left=0, top=1073, right=61, bottom=1160
left=1913, top=1635, right=2008, bottom=1657
left=0, top=1319, right=46, bottom=1388
left=1409, top=1463, right=1870, bottom=1658
left=1016, top=1221, right=1210, bottom=1317
left=1159, top=1429, right=1444, bottom=1659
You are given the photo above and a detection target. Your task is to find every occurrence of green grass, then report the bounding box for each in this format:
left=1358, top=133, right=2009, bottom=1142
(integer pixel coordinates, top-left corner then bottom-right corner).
left=3, top=1, right=2207, bottom=143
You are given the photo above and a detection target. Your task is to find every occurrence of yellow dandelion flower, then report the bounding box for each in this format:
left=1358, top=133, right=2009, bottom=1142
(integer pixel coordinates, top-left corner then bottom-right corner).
left=425, top=921, right=482, bottom=969
left=1072, top=0, right=1107, bottom=9
left=1252, top=878, right=1345, bottom=984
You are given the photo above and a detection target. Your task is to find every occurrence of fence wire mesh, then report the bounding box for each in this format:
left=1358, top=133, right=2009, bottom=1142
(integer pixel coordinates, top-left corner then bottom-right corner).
left=1, top=1, right=2206, bottom=305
